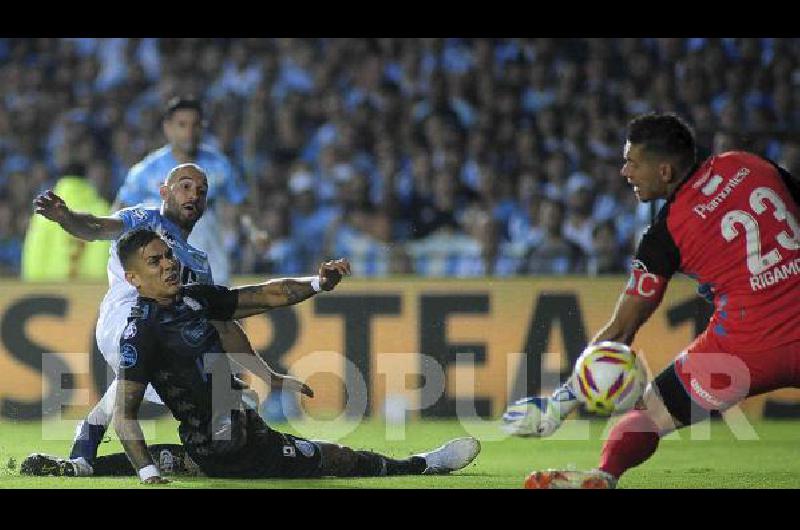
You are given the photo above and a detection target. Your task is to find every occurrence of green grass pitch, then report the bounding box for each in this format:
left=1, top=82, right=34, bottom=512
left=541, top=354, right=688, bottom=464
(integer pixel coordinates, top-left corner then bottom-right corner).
left=1, top=417, right=799, bottom=488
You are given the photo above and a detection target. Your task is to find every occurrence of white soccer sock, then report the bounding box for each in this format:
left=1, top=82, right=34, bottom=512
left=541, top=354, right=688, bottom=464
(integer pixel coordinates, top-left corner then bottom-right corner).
left=85, top=379, right=118, bottom=428
left=69, top=457, right=94, bottom=477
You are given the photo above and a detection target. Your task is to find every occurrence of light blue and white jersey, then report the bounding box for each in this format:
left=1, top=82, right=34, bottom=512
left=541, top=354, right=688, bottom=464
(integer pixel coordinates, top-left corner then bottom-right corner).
left=116, top=144, right=246, bottom=208
left=115, top=144, right=246, bottom=285
left=100, top=206, right=213, bottom=315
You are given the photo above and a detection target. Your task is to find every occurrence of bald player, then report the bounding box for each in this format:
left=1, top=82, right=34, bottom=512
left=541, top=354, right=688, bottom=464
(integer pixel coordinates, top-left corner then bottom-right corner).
left=33, top=163, right=307, bottom=474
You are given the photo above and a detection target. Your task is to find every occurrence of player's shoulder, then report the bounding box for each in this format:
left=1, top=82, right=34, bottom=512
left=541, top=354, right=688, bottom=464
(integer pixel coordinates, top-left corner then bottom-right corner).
left=197, top=143, right=233, bottom=165
left=181, top=284, right=227, bottom=303
left=128, top=298, right=158, bottom=323
left=115, top=204, right=160, bottom=223
left=708, top=151, right=776, bottom=176
left=121, top=299, right=159, bottom=343
left=129, top=146, right=172, bottom=174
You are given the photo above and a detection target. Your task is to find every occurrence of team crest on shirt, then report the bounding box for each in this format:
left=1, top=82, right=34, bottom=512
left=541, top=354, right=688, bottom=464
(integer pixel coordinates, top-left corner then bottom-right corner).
left=122, top=321, right=137, bottom=340
left=131, top=208, right=147, bottom=221
left=181, top=318, right=210, bottom=346
left=120, top=344, right=138, bottom=369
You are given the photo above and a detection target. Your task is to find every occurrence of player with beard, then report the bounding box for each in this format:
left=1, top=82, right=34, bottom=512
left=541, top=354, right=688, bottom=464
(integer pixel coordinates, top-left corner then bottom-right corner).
left=24, top=230, right=480, bottom=482
left=31, top=163, right=305, bottom=476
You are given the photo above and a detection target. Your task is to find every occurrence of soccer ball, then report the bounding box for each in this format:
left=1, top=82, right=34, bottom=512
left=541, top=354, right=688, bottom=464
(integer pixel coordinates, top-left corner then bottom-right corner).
left=573, top=341, right=646, bottom=415
left=501, top=396, right=560, bottom=437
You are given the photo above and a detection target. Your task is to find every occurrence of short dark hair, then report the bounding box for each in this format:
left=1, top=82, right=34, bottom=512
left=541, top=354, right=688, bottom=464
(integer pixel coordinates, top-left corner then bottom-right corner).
left=164, top=96, right=203, bottom=122
left=627, top=113, right=696, bottom=171
left=118, top=229, right=162, bottom=271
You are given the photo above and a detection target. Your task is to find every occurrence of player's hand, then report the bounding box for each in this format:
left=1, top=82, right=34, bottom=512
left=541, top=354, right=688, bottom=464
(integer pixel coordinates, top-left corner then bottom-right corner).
left=271, top=373, right=314, bottom=398
left=501, top=397, right=562, bottom=438
left=318, top=258, right=351, bottom=291
left=33, top=190, right=70, bottom=223
left=142, top=476, right=171, bottom=485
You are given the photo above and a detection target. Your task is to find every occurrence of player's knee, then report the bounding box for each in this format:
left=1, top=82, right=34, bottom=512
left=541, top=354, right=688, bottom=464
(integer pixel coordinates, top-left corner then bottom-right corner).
left=652, top=364, right=709, bottom=430
left=639, top=385, right=679, bottom=434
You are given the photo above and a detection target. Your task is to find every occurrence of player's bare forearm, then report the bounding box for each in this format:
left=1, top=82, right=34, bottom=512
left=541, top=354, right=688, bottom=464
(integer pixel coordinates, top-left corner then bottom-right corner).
left=591, top=292, right=661, bottom=346
left=33, top=190, right=123, bottom=241
left=113, top=380, right=155, bottom=471
left=214, top=320, right=314, bottom=397
left=62, top=210, right=123, bottom=241
left=232, top=259, right=351, bottom=319
left=226, top=350, right=314, bottom=397
left=233, top=279, right=317, bottom=318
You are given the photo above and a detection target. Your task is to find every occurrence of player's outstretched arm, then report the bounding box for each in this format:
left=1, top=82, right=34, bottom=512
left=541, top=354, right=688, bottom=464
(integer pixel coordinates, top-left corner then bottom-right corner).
left=232, top=258, right=351, bottom=319
left=227, top=351, right=315, bottom=398
left=502, top=378, right=581, bottom=437
left=113, top=379, right=170, bottom=485
left=33, top=190, right=124, bottom=241
left=591, top=291, right=662, bottom=346
left=211, top=320, right=314, bottom=398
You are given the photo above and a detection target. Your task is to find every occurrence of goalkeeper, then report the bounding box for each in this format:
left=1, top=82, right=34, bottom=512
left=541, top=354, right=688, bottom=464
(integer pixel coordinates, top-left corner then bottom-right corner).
left=502, top=113, right=800, bottom=489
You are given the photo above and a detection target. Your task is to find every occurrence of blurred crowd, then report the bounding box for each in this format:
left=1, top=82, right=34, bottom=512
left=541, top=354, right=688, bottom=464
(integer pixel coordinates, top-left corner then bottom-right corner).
left=1, top=38, right=799, bottom=278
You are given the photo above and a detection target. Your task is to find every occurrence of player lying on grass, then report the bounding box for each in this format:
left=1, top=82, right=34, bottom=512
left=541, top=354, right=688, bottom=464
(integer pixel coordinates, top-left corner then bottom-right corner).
left=23, top=229, right=480, bottom=483
left=22, top=444, right=202, bottom=477
left=33, top=164, right=300, bottom=470
left=502, top=112, right=800, bottom=489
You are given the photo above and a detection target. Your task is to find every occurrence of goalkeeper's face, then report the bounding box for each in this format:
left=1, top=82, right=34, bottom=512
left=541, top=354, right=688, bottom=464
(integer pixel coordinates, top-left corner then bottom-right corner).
left=161, top=165, right=208, bottom=230
left=620, top=141, right=672, bottom=202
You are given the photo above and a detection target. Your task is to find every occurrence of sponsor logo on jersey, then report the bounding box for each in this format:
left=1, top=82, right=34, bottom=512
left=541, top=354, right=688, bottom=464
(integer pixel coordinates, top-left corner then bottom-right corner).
left=282, top=445, right=296, bottom=458
left=692, top=167, right=751, bottom=220
left=184, top=296, right=202, bottom=311
left=181, top=318, right=210, bottom=346
left=120, top=344, right=138, bottom=369
left=692, top=169, right=713, bottom=190
left=690, top=377, right=723, bottom=408
left=122, top=321, right=137, bottom=340
left=701, top=174, right=724, bottom=196
left=129, top=305, right=149, bottom=319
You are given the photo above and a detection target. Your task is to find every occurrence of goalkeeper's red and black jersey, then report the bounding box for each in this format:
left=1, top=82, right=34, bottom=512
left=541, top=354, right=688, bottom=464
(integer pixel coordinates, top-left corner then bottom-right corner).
left=633, top=151, right=800, bottom=352
left=117, top=285, right=247, bottom=459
